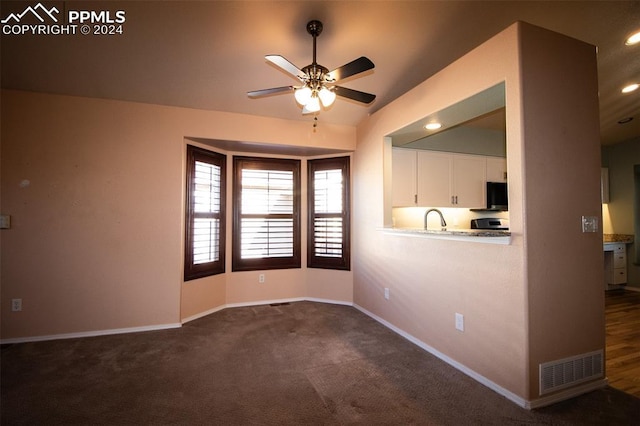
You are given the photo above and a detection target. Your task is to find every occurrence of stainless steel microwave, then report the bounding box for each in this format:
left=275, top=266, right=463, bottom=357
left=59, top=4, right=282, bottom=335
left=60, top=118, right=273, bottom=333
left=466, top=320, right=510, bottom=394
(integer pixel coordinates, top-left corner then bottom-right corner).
left=486, top=182, right=508, bottom=211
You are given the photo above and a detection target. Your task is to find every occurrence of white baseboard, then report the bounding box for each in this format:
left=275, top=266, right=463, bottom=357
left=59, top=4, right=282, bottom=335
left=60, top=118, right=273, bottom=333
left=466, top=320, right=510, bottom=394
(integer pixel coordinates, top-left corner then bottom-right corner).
left=0, top=323, right=182, bottom=345
left=224, top=297, right=306, bottom=310
left=1, top=299, right=608, bottom=409
left=180, top=305, right=228, bottom=324
left=218, top=296, right=352, bottom=312
left=352, top=303, right=531, bottom=408
left=306, top=297, right=353, bottom=306
left=353, top=303, right=610, bottom=409
left=526, top=379, right=608, bottom=409
left=2, top=298, right=354, bottom=344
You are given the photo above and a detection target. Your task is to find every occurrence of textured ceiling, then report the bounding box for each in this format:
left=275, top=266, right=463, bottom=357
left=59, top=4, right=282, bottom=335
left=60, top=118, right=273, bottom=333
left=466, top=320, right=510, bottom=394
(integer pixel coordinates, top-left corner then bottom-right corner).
left=2, top=1, right=639, bottom=145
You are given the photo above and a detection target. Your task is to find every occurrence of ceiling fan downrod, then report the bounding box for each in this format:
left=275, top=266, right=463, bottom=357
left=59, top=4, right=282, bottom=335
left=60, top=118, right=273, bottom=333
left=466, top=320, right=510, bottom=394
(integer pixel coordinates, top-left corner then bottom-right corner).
left=302, top=20, right=328, bottom=85
left=307, top=20, right=322, bottom=65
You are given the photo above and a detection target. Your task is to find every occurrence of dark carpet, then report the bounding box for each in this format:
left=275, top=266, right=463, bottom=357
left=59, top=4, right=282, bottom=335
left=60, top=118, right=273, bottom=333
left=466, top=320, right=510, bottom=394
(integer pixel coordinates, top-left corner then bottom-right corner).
left=2, top=301, right=639, bottom=425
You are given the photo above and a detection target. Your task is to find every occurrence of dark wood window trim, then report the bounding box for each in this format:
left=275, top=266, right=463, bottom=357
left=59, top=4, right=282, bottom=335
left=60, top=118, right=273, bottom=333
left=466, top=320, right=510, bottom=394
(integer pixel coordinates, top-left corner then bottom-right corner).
left=184, top=145, right=226, bottom=281
left=307, top=156, right=351, bottom=270
left=232, top=156, right=301, bottom=272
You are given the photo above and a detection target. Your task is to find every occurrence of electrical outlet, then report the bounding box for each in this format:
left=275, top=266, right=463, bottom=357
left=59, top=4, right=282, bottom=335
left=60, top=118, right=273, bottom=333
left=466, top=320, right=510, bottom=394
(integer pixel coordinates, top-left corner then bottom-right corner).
left=259, top=274, right=265, bottom=283
left=455, top=313, right=464, bottom=331
left=11, top=298, right=22, bottom=312
left=384, top=288, right=390, bottom=300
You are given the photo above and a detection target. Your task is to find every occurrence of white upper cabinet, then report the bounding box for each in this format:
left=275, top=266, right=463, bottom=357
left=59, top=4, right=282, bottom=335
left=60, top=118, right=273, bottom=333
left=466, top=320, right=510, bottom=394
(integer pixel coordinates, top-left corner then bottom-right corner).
left=486, top=157, right=507, bottom=182
left=392, top=148, right=418, bottom=206
left=392, top=148, right=487, bottom=208
left=451, top=154, right=486, bottom=208
left=417, top=151, right=453, bottom=207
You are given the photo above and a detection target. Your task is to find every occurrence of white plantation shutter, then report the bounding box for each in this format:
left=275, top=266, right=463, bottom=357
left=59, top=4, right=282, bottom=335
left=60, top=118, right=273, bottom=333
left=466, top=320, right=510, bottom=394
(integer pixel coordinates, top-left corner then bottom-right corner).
left=308, top=157, right=350, bottom=270
left=185, top=146, right=226, bottom=280
left=193, top=218, right=220, bottom=263
left=313, top=169, right=343, bottom=258
left=233, top=157, right=301, bottom=271
left=193, top=161, right=221, bottom=264
left=313, top=217, right=344, bottom=258
left=240, top=169, right=294, bottom=259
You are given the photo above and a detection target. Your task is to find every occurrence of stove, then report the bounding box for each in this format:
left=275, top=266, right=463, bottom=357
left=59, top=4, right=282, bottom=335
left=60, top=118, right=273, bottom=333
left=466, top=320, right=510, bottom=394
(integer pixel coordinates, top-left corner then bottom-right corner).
left=470, top=218, right=509, bottom=230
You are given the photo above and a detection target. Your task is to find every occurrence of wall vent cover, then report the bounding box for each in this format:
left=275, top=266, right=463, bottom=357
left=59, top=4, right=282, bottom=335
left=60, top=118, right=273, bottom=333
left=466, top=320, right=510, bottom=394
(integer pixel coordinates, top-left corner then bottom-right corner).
left=539, top=349, right=603, bottom=395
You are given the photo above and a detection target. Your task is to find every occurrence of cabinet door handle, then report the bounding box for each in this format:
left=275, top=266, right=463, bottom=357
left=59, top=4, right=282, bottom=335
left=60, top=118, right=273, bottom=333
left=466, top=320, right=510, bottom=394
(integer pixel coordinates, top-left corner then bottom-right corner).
left=414, top=194, right=417, bottom=204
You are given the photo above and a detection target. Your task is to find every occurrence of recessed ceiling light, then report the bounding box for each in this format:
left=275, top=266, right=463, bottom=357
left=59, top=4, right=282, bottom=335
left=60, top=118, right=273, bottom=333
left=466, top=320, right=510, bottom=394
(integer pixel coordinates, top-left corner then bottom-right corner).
left=621, top=83, right=639, bottom=93
left=625, top=30, right=640, bottom=45
left=618, top=117, right=634, bottom=124
left=424, top=122, right=442, bottom=130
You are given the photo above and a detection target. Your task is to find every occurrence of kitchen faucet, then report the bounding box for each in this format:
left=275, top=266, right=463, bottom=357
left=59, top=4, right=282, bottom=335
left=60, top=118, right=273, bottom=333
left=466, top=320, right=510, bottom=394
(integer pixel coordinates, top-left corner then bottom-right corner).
left=424, top=208, right=447, bottom=230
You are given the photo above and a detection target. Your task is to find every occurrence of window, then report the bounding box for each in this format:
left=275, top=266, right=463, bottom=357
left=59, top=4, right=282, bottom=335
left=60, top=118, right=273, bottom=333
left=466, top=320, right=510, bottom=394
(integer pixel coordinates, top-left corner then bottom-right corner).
left=308, top=157, right=350, bottom=270
left=232, top=157, right=301, bottom=271
left=184, top=146, right=226, bottom=280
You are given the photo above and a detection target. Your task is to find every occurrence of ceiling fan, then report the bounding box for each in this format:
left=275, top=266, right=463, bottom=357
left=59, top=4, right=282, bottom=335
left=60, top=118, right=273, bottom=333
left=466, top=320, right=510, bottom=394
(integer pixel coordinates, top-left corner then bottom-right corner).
left=247, top=20, right=376, bottom=114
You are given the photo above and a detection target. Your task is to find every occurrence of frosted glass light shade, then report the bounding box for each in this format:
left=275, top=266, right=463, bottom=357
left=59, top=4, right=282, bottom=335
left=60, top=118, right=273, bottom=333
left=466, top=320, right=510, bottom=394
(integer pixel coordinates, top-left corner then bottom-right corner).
left=305, top=96, right=321, bottom=112
left=318, top=87, right=336, bottom=107
left=294, top=86, right=312, bottom=105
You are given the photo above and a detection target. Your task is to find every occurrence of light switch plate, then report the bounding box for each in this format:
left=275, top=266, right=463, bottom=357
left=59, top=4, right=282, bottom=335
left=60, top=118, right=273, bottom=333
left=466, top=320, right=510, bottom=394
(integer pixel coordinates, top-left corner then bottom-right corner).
left=0, top=215, right=10, bottom=229
left=581, top=216, right=598, bottom=233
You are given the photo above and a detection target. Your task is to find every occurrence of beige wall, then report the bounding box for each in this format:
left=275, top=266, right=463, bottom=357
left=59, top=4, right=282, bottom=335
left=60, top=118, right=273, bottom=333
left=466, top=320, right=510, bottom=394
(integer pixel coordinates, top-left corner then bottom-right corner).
left=1, top=20, right=604, bottom=409
left=602, top=137, right=640, bottom=288
left=1, top=90, right=355, bottom=339
left=519, top=23, right=604, bottom=395
left=353, top=22, right=603, bottom=405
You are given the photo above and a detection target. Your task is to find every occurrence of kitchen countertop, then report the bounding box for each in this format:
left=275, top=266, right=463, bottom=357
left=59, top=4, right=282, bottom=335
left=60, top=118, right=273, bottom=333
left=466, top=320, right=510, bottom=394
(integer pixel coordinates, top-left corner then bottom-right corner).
left=383, top=227, right=511, bottom=244
left=603, top=234, right=634, bottom=244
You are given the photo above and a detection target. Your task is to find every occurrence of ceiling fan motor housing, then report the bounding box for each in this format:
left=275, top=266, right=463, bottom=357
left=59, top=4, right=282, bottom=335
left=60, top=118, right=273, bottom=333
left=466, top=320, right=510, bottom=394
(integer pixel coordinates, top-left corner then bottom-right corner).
left=302, top=64, right=330, bottom=85
left=306, top=20, right=323, bottom=37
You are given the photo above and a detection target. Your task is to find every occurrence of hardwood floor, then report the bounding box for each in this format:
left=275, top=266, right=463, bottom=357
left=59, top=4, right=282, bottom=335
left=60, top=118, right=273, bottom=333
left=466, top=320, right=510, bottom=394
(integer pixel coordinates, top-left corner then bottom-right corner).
left=605, top=289, right=640, bottom=398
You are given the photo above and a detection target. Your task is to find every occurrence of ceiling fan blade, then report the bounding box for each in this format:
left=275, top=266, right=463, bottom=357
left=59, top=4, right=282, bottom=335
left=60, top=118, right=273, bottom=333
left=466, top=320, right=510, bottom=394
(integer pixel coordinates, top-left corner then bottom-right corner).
left=247, top=86, right=294, bottom=98
left=325, top=57, right=375, bottom=82
left=265, top=55, right=307, bottom=81
left=333, top=86, right=376, bottom=104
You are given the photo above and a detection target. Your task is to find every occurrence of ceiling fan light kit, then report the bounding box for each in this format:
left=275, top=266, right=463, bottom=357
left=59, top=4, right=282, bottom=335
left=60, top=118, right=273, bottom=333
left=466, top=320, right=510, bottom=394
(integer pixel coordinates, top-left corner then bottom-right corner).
left=318, top=86, right=336, bottom=107
left=248, top=20, right=376, bottom=116
left=294, top=86, right=312, bottom=105
left=303, top=96, right=321, bottom=113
